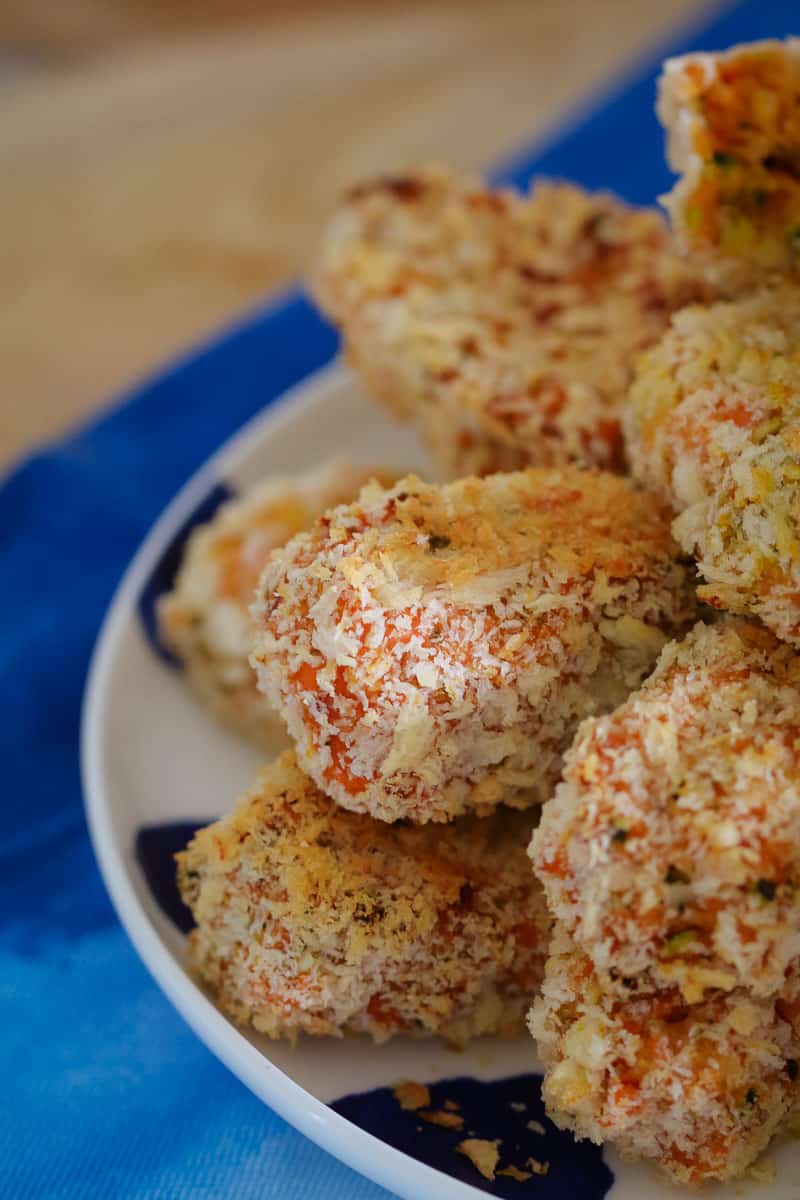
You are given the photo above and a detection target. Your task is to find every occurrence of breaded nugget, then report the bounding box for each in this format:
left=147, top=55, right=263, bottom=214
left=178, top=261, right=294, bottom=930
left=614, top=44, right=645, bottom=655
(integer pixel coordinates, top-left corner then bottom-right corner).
left=158, top=461, right=395, bottom=744
left=529, top=925, right=800, bottom=1185
left=626, top=287, right=800, bottom=644
left=315, top=166, right=703, bottom=478
left=658, top=39, right=800, bottom=284
left=177, top=750, right=549, bottom=1043
left=250, top=469, right=696, bottom=823
left=532, top=620, right=800, bottom=1004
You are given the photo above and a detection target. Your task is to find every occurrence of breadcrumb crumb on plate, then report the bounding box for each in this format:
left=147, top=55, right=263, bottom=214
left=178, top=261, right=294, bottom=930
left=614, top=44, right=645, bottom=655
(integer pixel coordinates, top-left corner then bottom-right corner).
left=420, top=1109, right=465, bottom=1130
left=158, top=460, right=398, bottom=745
left=393, top=1080, right=431, bottom=1111
left=658, top=39, right=800, bottom=286
left=497, top=1164, right=531, bottom=1181
left=532, top=619, right=800, bottom=1001
left=177, top=750, right=549, bottom=1043
left=626, top=286, right=800, bottom=644
left=526, top=1156, right=550, bottom=1175
left=315, top=165, right=704, bottom=478
left=456, top=1138, right=500, bottom=1180
left=251, top=468, right=696, bottom=823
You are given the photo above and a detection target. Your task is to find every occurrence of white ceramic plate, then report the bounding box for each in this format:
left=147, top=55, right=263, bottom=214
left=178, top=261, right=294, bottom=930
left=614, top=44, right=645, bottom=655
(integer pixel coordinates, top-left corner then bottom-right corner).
left=82, top=361, right=797, bottom=1200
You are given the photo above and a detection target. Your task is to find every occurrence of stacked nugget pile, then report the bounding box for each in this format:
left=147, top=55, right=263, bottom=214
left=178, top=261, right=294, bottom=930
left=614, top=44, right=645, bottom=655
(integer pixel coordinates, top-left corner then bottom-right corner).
left=315, top=166, right=704, bottom=478
left=176, top=466, right=693, bottom=1042
left=521, top=38, right=800, bottom=1184
left=165, top=32, right=800, bottom=1189
left=163, top=461, right=552, bottom=1041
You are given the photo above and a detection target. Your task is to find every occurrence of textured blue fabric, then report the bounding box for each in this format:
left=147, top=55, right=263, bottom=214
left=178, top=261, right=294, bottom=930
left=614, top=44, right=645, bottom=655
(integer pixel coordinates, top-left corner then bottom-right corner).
left=2, top=2, right=796, bottom=1195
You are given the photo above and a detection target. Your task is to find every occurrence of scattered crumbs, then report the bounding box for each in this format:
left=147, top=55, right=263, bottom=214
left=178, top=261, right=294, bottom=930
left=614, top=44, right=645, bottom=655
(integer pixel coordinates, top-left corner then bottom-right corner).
left=746, top=1156, right=775, bottom=1184
left=526, top=1157, right=550, bottom=1176
left=498, top=1164, right=532, bottom=1182
left=420, top=1109, right=464, bottom=1130
left=457, top=1138, right=501, bottom=1181
left=443, top=1099, right=460, bottom=1112
left=527, top=1119, right=546, bottom=1135
left=509, top=1101, right=527, bottom=1113
left=393, top=1080, right=430, bottom=1111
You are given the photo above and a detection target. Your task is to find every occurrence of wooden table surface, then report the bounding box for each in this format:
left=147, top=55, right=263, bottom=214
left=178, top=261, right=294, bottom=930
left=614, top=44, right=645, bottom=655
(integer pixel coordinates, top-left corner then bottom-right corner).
left=1, top=0, right=704, bottom=468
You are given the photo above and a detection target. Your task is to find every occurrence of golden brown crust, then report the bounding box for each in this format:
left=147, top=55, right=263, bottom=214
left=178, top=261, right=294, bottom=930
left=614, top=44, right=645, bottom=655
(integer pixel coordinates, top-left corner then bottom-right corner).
left=349, top=470, right=685, bottom=588
left=178, top=750, right=549, bottom=1043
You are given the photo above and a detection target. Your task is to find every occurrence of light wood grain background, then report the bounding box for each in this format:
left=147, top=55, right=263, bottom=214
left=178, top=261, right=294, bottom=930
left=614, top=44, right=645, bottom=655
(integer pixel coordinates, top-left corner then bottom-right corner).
left=1, top=0, right=705, bottom=467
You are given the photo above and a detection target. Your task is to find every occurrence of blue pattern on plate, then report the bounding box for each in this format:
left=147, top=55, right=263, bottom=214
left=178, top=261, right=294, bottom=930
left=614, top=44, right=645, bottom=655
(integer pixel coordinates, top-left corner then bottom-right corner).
left=136, top=480, right=235, bottom=665
left=136, top=822, right=207, bottom=933
left=333, top=1075, right=613, bottom=1198
left=3, top=2, right=797, bottom=1197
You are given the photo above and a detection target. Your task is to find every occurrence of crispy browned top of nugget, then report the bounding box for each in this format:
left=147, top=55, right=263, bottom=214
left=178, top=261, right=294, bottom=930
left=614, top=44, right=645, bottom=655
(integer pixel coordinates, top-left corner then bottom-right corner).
left=181, top=749, right=539, bottom=956
left=298, top=469, right=682, bottom=600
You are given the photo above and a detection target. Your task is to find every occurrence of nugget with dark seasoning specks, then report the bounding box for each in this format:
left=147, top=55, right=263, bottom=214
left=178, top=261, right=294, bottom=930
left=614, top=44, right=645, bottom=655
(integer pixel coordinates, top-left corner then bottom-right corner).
left=530, top=925, right=800, bottom=1186
left=532, top=620, right=800, bottom=1004
left=250, top=468, right=696, bottom=823
left=315, top=166, right=705, bottom=478
left=177, top=750, right=549, bottom=1043
left=625, top=287, right=800, bottom=645
left=158, top=460, right=398, bottom=745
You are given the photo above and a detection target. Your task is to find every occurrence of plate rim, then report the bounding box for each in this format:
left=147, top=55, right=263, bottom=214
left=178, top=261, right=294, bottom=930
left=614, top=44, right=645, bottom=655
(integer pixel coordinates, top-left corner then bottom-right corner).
left=80, top=358, right=488, bottom=1200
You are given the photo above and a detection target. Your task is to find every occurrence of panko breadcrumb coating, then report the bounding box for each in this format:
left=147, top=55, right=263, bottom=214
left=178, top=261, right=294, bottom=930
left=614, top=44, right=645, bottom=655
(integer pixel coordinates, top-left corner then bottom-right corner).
left=315, top=166, right=704, bottom=479
left=177, top=750, right=549, bottom=1043
left=626, top=287, right=800, bottom=644
left=250, top=469, right=696, bottom=823
left=658, top=39, right=800, bottom=285
left=532, top=621, right=800, bottom=1004
left=158, top=461, right=396, bottom=744
left=529, top=926, right=800, bottom=1186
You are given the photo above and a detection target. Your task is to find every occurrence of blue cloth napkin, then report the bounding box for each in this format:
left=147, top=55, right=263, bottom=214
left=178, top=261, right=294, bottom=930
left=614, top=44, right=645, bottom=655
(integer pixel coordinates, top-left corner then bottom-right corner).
left=2, top=1, right=796, bottom=1195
